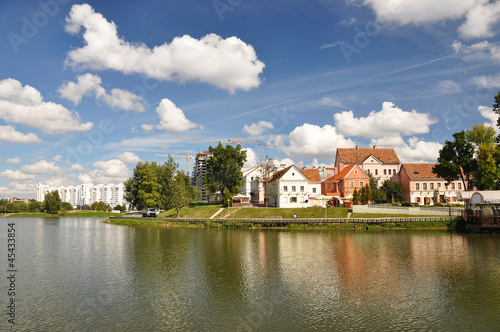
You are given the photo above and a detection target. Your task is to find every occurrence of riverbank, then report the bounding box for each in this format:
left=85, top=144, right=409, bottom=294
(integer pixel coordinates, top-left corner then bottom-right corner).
left=5, top=211, right=122, bottom=218
left=106, top=216, right=464, bottom=230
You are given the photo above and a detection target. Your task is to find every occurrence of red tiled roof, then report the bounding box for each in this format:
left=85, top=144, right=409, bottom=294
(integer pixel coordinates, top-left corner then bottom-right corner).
left=299, top=169, right=321, bottom=182
left=402, top=163, right=442, bottom=179
left=337, top=147, right=400, bottom=164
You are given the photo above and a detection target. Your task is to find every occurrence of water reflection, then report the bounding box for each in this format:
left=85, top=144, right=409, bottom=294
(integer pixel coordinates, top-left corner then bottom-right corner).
left=1, top=219, right=499, bottom=331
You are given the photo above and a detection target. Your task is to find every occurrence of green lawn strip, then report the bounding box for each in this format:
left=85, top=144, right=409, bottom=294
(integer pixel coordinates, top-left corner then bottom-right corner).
left=217, top=207, right=350, bottom=219
left=158, top=202, right=223, bottom=218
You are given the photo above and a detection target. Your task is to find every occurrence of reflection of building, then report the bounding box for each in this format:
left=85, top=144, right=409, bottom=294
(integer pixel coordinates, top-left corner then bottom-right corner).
left=36, top=182, right=126, bottom=208
left=191, top=151, right=211, bottom=201
left=400, top=163, right=466, bottom=205
left=335, top=146, right=401, bottom=187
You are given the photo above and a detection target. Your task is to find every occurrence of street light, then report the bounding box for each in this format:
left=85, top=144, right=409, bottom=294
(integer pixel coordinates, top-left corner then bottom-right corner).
left=227, top=198, right=230, bottom=216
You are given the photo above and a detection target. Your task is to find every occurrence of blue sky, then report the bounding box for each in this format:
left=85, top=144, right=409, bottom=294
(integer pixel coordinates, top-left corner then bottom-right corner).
left=1, top=0, right=500, bottom=198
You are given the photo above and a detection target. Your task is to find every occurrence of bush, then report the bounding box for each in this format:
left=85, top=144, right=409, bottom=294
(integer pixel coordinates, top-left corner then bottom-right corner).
left=401, top=201, right=411, bottom=207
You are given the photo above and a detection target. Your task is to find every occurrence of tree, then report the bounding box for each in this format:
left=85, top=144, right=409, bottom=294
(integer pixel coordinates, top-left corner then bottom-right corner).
left=165, top=172, right=195, bottom=218
left=61, top=202, right=73, bottom=211
left=28, top=200, right=43, bottom=212
left=124, top=161, right=166, bottom=210
left=352, top=188, right=360, bottom=205
left=360, top=184, right=371, bottom=205
left=43, top=190, right=61, bottom=214
left=203, top=143, right=247, bottom=198
left=465, top=124, right=500, bottom=190
left=90, top=201, right=112, bottom=212
left=368, top=175, right=385, bottom=203
left=257, top=155, right=274, bottom=207
left=492, top=90, right=500, bottom=143
left=432, top=130, right=476, bottom=191
left=381, top=179, right=403, bottom=203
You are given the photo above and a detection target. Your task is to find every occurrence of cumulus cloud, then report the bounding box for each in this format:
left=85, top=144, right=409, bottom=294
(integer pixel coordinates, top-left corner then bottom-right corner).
left=155, top=99, right=198, bottom=133
left=276, top=123, right=355, bottom=159
left=69, top=164, right=86, bottom=172
left=242, top=148, right=258, bottom=169
left=0, top=78, right=93, bottom=134
left=477, top=105, right=500, bottom=135
left=453, top=40, right=500, bottom=63
left=141, top=124, right=155, bottom=133
left=0, top=125, right=41, bottom=143
left=334, top=102, right=438, bottom=138
left=242, top=121, right=274, bottom=138
left=21, top=160, right=63, bottom=175
left=458, top=1, right=500, bottom=39
left=64, top=4, right=265, bottom=93
left=5, top=157, right=21, bottom=164
left=78, top=159, right=130, bottom=184
left=393, top=137, right=443, bottom=163
left=0, top=170, right=36, bottom=181
left=59, top=73, right=146, bottom=111
left=117, top=152, right=141, bottom=164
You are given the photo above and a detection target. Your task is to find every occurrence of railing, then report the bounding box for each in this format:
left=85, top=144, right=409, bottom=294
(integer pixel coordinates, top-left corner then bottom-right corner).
left=365, top=204, right=464, bottom=216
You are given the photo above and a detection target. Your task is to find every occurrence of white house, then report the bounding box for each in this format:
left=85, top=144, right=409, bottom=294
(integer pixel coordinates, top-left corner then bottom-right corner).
left=266, top=165, right=321, bottom=208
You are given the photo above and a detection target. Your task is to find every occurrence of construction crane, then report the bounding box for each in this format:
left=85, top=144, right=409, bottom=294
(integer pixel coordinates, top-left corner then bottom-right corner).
left=176, top=135, right=276, bottom=147
left=156, top=150, right=195, bottom=176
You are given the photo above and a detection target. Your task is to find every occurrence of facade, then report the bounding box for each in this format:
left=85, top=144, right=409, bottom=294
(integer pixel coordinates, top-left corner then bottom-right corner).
left=266, top=166, right=321, bottom=208
left=335, top=146, right=401, bottom=187
left=400, top=163, right=466, bottom=205
left=241, top=166, right=266, bottom=204
left=36, top=182, right=126, bottom=208
left=191, top=151, right=211, bottom=201
left=322, top=164, right=371, bottom=206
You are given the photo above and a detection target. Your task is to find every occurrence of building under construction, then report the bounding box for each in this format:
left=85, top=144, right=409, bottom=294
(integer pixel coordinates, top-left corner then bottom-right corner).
left=191, top=151, right=211, bottom=201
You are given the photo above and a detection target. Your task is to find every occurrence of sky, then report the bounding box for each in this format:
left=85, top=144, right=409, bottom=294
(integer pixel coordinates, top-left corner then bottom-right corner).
left=1, top=0, right=500, bottom=199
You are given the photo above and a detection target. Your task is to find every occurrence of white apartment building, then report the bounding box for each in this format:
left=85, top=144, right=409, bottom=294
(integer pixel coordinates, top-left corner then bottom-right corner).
left=36, top=182, right=127, bottom=208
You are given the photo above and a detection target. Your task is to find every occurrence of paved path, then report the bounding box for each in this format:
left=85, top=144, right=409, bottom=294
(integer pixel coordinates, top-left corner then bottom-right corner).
left=0, top=213, right=13, bottom=218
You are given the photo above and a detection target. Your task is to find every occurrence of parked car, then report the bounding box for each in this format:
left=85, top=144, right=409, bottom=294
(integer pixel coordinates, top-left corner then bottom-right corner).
left=142, top=208, right=160, bottom=217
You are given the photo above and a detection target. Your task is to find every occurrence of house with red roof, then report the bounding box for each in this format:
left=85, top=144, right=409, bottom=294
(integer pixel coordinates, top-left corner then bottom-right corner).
left=335, top=146, right=401, bottom=187
left=266, top=165, right=322, bottom=207
left=322, top=164, right=371, bottom=207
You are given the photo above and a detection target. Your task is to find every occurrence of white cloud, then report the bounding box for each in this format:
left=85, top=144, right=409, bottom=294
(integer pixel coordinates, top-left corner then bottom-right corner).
left=437, top=80, right=462, bottom=95
left=53, top=155, right=63, bottom=162
left=334, top=102, right=438, bottom=138
left=458, top=1, right=500, bottom=39
left=242, top=121, right=274, bottom=138
left=155, top=99, right=198, bottom=133
left=59, top=73, right=146, bottom=112
left=69, top=164, right=86, bottom=172
left=0, top=78, right=93, bottom=134
left=5, top=157, right=21, bottom=164
left=319, top=41, right=343, bottom=50
left=8, top=182, right=35, bottom=196
left=0, top=170, right=36, bottom=181
left=117, top=152, right=141, bottom=164
left=21, top=160, right=63, bottom=175
left=319, top=97, right=344, bottom=108
left=242, top=148, right=258, bottom=169
left=276, top=123, right=355, bottom=159
left=0, top=125, right=41, bottom=143
left=477, top=105, right=500, bottom=135
left=79, top=159, right=130, bottom=184
left=471, top=72, right=500, bottom=87
left=393, top=137, right=443, bottom=163
left=453, top=40, right=500, bottom=63
left=141, top=124, right=155, bottom=133
left=65, top=4, right=264, bottom=94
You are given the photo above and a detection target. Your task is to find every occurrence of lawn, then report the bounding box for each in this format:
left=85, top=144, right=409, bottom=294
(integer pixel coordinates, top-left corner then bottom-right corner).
left=219, top=207, right=350, bottom=219
left=159, top=202, right=223, bottom=218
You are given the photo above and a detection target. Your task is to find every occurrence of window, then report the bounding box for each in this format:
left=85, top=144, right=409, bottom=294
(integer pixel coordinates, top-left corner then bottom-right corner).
left=349, top=181, right=354, bottom=187
left=416, top=197, right=421, bottom=203
left=375, top=169, right=378, bottom=175
left=437, top=183, right=441, bottom=188
left=367, top=169, right=371, bottom=174
left=360, top=181, right=364, bottom=187
left=300, top=186, right=304, bottom=192
left=312, top=188, right=316, bottom=193
left=458, top=183, right=462, bottom=190
left=451, top=183, right=455, bottom=190
left=423, top=183, right=427, bottom=190
left=283, top=186, right=288, bottom=192
left=290, top=197, right=297, bottom=203
left=384, top=169, right=387, bottom=175
left=251, top=177, right=254, bottom=181
left=445, top=183, right=449, bottom=189
left=393, top=169, right=396, bottom=174
left=430, top=183, right=434, bottom=190
left=388, top=169, right=392, bottom=175
left=354, top=170, right=358, bottom=174
left=415, top=183, right=420, bottom=190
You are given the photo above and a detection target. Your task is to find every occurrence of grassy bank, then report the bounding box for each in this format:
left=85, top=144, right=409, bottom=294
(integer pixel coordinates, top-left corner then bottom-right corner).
left=159, top=202, right=223, bottom=218
left=106, top=217, right=461, bottom=230
left=7, top=211, right=122, bottom=218
left=217, top=207, right=350, bottom=219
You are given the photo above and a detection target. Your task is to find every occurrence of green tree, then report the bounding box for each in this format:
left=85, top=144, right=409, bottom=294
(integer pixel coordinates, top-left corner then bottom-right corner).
left=124, top=161, right=165, bottom=210
left=466, top=124, right=500, bottom=190
left=90, top=201, right=111, bottom=212
left=381, top=179, right=403, bottom=203
left=369, top=176, right=385, bottom=203
left=203, top=143, right=247, bottom=198
left=492, top=90, right=500, bottom=143
left=165, top=172, right=194, bottom=218
left=352, top=188, right=360, bottom=205
left=360, top=184, right=371, bottom=204
left=61, top=202, right=73, bottom=211
left=432, top=130, right=476, bottom=191
left=43, top=190, right=61, bottom=214
left=28, top=200, right=43, bottom=212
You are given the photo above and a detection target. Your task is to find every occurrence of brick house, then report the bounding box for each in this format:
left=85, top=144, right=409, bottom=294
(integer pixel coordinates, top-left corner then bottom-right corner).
left=322, top=164, right=371, bottom=206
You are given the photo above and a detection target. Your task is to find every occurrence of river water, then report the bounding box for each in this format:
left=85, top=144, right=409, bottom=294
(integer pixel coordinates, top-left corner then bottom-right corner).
left=1, top=217, right=499, bottom=331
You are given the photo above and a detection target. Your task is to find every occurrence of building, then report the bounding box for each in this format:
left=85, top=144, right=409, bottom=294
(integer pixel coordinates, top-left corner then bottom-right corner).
left=400, top=163, right=466, bottom=205
left=191, top=151, right=211, bottom=201
left=322, top=164, right=371, bottom=206
left=335, top=146, right=401, bottom=187
left=36, top=182, right=127, bottom=208
left=266, top=165, right=321, bottom=208
left=241, top=166, right=266, bottom=204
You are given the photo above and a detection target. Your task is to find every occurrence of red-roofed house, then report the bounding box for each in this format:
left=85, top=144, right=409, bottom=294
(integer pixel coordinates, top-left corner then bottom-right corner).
left=322, top=164, right=370, bottom=206
left=266, top=165, right=322, bottom=207
left=335, top=146, right=401, bottom=186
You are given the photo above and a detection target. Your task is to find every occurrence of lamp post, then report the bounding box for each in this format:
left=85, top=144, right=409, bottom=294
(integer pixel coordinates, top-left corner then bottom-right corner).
left=227, top=198, right=230, bottom=216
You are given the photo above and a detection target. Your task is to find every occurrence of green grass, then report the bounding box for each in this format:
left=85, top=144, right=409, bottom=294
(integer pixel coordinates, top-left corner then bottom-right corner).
left=218, top=207, right=350, bottom=219
left=7, top=211, right=122, bottom=218
left=159, top=202, right=223, bottom=218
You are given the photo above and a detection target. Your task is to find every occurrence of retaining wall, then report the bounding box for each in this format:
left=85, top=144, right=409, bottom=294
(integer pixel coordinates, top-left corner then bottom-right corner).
left=352, top=205, right=464, bottom=216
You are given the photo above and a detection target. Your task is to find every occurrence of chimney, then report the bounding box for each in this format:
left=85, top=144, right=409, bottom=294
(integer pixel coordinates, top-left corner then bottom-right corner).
left=373, top=145, right=377, bottom=149
left=356, top=145, right=359, bottom=149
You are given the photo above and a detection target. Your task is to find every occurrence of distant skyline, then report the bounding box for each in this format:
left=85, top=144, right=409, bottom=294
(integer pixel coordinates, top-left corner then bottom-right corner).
left=1, top=0, right=500, bottom=198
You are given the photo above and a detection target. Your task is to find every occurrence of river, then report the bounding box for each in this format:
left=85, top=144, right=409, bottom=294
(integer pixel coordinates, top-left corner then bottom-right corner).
left=1, top=217, right=499, bottom=331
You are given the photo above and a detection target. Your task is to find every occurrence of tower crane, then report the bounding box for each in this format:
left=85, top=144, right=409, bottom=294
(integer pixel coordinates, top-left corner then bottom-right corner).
left=156, top=150, right=195, bottom=176
left=175, top=135, right=276, bottom=147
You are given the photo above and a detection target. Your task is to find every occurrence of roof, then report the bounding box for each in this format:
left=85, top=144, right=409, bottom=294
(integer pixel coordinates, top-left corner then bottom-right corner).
left=402, top=163, right=442, bottom=179
left=471, top=191, right=500, bottom=205
left=268, top=165, right=293, bottom=182
left=337, top=147, right=400, bottom=164
left=324, top=165, right=369, bottom=182
left=299, top=169, right=321, bottom=182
